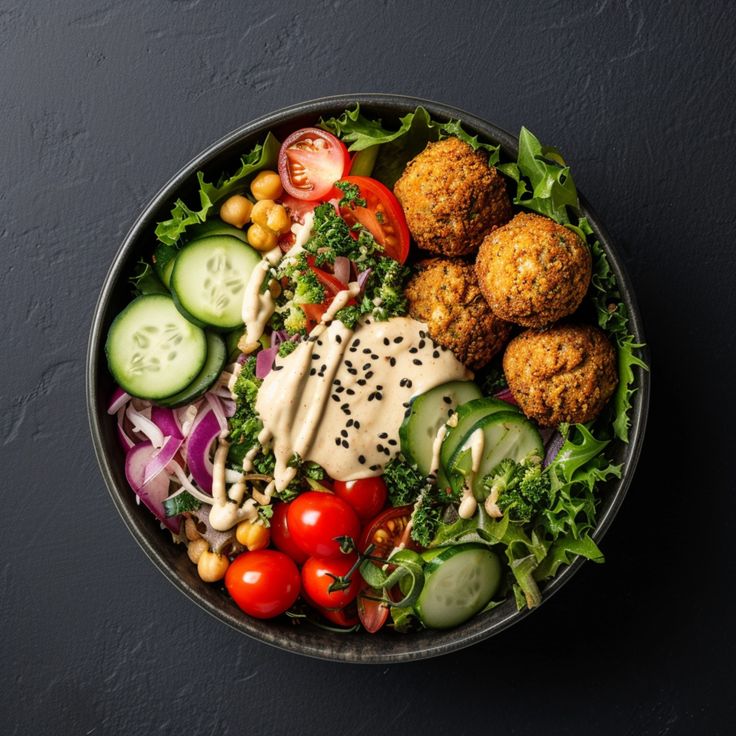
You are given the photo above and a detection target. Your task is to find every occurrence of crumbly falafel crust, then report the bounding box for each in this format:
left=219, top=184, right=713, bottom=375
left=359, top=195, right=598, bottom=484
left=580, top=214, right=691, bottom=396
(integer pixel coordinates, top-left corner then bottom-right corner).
left=394, top=137, right=512, bottom=257
left=475, top=212, right=592, bottom=327
left=405, top=258, right=513, bottom=370
left=503, top=323, right=618, bottom=426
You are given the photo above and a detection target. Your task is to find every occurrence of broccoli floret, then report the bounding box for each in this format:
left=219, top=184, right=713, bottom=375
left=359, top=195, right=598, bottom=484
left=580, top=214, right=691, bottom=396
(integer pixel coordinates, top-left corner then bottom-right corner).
left=482, top=455, right=551, bottom=523
left=292, top=266, right=324, bottom=306
left=277, top=339, right=299, bottom=358
left=228, top=357, right=264, bottom=464
left=370, top=258, right=409, bottom=321
left=283, top=305, right=307, bottom=335
left=383, top=455, right=426, bottom=506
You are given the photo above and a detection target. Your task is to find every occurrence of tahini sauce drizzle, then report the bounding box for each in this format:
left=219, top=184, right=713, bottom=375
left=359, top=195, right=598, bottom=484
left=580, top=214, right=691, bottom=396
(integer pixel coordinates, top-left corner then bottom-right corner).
left=256, top=316, right=471, bottom=492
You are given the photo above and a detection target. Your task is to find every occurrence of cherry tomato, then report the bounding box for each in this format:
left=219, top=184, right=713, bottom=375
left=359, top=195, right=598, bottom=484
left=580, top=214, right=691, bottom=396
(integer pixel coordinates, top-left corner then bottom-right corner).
left=338, top=176, right=410, bottom=263
left=270, top=502, right=308, bottom=564
left=287, top=491, right=361, bottom=558
left=333, top=477, right=388, bottom=520
left=301, top=554, right=362, bottom=610
left=278, top=128, right=350, bottom=201
left=319, top=602, right=359, bottom=628
left=357, top=583, right=390, bottom=633
left=359, top=504, right=415, bottom=559
left=280, top=193, right=320, bottom=223
left=224, top=550, right=300, bottom=619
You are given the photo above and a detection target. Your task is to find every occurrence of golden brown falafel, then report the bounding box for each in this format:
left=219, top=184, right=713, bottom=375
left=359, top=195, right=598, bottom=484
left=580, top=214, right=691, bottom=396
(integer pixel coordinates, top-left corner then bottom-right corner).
left=405, top=258, right=513, bottom=370
left=393, top=137, right=512, bottom=257
left=503, top=323, right=618, bottom=426
left=475, top=212, right=591, bottom=328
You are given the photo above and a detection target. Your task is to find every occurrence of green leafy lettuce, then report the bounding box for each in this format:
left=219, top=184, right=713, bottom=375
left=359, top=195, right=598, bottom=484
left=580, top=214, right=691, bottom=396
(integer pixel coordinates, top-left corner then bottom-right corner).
left=154, top=132, right=280, bottom=246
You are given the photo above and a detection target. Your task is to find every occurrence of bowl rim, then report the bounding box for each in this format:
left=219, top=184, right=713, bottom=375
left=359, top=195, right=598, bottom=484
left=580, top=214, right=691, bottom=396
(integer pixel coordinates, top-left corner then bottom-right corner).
left=87, top=93, right=650, bottom=663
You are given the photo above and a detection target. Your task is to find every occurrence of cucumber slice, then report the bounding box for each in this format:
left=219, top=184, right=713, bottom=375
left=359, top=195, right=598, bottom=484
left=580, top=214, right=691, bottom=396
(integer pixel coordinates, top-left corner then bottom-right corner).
left=156, top=332, right=227, bottom=408
left=105, top=294, right=207, bottom=400
left=161, top=256, right=176, bottom=289
left=448, top=411, right=543, bottom=497
left=170, top=235, right=262, bottom=330
left=188, top=219, right=249, bottom=243
left=399, top=381, right=482, bottom=478
left=440, top=398, right=519, bottom=489
left=416, top=544, right=502, bottom=629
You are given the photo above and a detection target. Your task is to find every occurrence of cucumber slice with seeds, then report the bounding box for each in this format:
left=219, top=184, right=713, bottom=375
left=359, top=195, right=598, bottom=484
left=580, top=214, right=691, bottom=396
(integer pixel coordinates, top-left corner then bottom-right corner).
left=170, top=235, right=262, bottom=330
left=399, top=381, right=482, bottom=479
left=416, top=544, right=502, bottom=629
left=105, top=294, right=207, bottom=400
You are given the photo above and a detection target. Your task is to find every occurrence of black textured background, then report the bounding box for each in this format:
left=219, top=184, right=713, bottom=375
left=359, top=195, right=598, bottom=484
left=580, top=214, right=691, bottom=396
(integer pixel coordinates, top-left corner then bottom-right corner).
left=3, top=1, right=735, bottom=734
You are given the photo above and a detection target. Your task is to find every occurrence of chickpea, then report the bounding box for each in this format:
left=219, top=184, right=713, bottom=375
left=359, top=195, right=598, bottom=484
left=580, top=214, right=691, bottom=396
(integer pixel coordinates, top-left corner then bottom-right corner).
left=251, top=200, right=292, bottom=235
left=187, top=537, right=208, bottom=564
left=184, top=517, right=201, bottom=542
left=247, top=222, right=277, bottom=252
left=219, top=194, right=253, bottom=228
left=235, top=519, right=270, bottom=551
left=250, top=170, right=283, bottom=201
left=197, top=550, right=229, bottom=582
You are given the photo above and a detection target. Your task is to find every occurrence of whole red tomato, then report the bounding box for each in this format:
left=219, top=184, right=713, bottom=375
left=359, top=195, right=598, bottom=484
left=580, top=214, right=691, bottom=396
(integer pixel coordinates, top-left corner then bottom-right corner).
left=270, top=502, right=308, bottom=564
left=301, top=554, right=362, bottom=610
left=287, top=491, right=360, bottom=558
left=225, top=550, right=300, bottom=619
left=333, top=477, right=388, bottom=520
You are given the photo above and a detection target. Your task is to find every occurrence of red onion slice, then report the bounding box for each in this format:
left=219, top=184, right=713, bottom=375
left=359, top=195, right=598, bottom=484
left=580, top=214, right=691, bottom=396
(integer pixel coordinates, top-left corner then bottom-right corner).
left=543, top=432, right=565, bottom=468
left=357, top=268, right=373, bottom=292
left=126, top=403, right=165, bottom=448
left=116, top=406, right=136, bottom=452
left=220, top=397, right=236, bottom=417
left=150, top=405, right=183, bottom=439
left=125, top=441, right=180, bottom=533
left=184, top=409, right=221, bottom=493
left=255, top=345, right=279, bottom=379
left=494, top=387, right=519, bottom=407
left=143, top=435, right=184, bottom=485
left=205, top=392, right=228, bottom=433
left=107, top=386, right=131, bottom=415
left=334, top=256, right=351, bottom=285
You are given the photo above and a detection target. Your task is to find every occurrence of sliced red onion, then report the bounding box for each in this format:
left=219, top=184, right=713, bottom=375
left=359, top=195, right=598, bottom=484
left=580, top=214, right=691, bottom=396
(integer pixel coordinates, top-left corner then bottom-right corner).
left=177, top=402, right=202, bottom=438
left=126, top=403, right=164, bottom=448
left=255, top=344, right=280, bottom=379
left=143, top=435, right=184, bottom=485
left=167, top=460, right=214, bottom=503
left=107, top=387, right=131, bottom=415
left=494, top=387, right=519, bottom=407
left=334, top=256, right=351, bottom=285
left=357, top=268, right=373, bottom=292
left=116, top=406, right=136, bottom=452
left=205, top=392, right=228, bottom=433
left=150, top=405, right=183, bottom=439
left=184, top=409, right=221, bottom=493
left=220, top=397, right=236, bottom=417
left=543, top=431, right=565, bottom=468
left=125, top=441, right=180, bottom=533
left=270, top=329, right=289, bottom=348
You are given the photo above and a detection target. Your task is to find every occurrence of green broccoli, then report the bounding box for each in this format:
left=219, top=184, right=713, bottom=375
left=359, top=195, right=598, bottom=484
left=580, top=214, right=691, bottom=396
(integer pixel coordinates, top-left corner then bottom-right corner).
left=410, top=484, right=444, bottom=547
left=370, top=257, right=409, bottom=321
left=482, top=455, right=551, bottom=523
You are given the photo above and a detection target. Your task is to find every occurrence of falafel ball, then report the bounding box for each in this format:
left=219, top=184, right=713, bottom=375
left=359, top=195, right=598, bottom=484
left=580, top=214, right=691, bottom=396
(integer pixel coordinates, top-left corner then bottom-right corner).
left=475, top=212, right=591, bottom=327
left=503, top=323, right=618, bottom=426
left=405, top=258, right=513, bottom=370
left=393, top=137, right=513, bottom=257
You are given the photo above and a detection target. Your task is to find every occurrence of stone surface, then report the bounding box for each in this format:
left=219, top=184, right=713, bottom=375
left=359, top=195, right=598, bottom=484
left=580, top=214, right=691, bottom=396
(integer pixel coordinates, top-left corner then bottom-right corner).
left=2, top=0, right=735, bottom=733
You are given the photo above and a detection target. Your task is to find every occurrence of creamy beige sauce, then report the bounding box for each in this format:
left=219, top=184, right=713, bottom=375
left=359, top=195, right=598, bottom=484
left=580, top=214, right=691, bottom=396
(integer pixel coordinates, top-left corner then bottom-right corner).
left=241, top=246, right=283, bottom=349
left=256, top=315, right=471, bottom=490
left=458, top=428, right=484, bottom=519
left=429, top=424, right=448, bottom=477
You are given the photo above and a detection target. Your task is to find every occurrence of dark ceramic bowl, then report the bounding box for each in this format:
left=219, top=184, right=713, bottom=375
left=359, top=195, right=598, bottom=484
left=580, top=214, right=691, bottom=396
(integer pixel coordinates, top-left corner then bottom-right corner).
left=87, top=94, right=649, bottom=663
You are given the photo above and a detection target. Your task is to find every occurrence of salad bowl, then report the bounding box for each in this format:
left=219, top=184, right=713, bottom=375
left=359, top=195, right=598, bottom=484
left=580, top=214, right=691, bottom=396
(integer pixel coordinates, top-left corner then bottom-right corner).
left=87, top=94, right=649, bottom=663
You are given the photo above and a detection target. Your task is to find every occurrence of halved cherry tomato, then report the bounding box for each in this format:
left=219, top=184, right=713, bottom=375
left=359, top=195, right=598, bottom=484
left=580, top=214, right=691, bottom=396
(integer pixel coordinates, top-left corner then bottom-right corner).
left=270, top=502, right=308, bottom=565
left=333, top=477, right=388, bottom=521
left=278, top=128, right=350, bottom=201
left=280, top=193, right=320, bottom=224
left=357, top=584, right=390, bottom=633
left=359, top=504, right=415, bottom=559
left=338, top=176, right=410, bottom=263
left=287, top=491, right=361, bottom=558
left=301, top=554, right=362, bottom=610
left=224, top=550, right=300, bottom=619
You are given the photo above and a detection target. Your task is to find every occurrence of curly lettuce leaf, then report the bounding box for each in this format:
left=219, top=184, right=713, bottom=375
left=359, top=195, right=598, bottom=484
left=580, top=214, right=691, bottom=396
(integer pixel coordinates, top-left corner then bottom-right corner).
left=154, top=132, right=280, bottom=246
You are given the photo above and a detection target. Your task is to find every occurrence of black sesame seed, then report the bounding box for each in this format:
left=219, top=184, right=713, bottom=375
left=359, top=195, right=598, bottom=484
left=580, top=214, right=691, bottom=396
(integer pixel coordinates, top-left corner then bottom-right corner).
left=363, top=347, right=372, bottom=354
left=368, top=392, right=376, bottom=401
left=345, top=360, right=353, bottom=367
left=402, top=401, right=411, bottom=408
left=371, top=353, right=379, bottom=360
left=312, top=353, right=320, bottom=360
left=348, top=368, right=358, bottom=375
left=366, top=371, right=374, bottom=379
left=341, top=429, right=348, bottom=438
left=413, top=359, right=422, bottom=366
left=443, top=396, right=452, bottom=404
left=336, top=386, right=345, bottom=393
left=393, top=336, right=404, bottom=344
left=409, top=347, right=418, bottom=354
left=419, top=340, right=426, bottom=349
left=335, top=438, right=341, bottom=446
left=336, top=335, right=342, bottom=344
left=369, top=464, right=379, bottom=471
left=376, top=385, right=383, bottom=391
left=362, top=363, right=371, bottom=370
left=376, top=393, right=383, bottom=400
left=342, top=440, right=349, bottom=449
left=389, top=357, right=396, bottom=367
left=331, top=393, right=339, bottom=401
left=419, top=329, right=427, bottom=338
left=377, top=443, right=384, bottom=452
left=309, top=368, right=316, bottom=376
left=273, top=365, right=283, bottom=371
left=357, top=379, right=366, bottom=386
left=383, top=337, right=390, bottom=346
left=354, top=421, right=360, bottom=429
left=433, top=350, right=440, bottom=359
left=333, top=377, right=341, bottom=385
left=354, top=339, right=361, bottom=346
left=349, top=346, right=357, bottom=353
left=388, top=439, right=397, bottom=446
left=347, top=419, right=354, bottom=427
left=346, top=388, right=355, bottom=395
left=379, top=432, right=388, bottom=439
left=341, top=403, right=349, bottom=412
left=382, top=447, right=390, bottom=455
left=358, top=455, right=366, bottom=464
